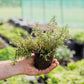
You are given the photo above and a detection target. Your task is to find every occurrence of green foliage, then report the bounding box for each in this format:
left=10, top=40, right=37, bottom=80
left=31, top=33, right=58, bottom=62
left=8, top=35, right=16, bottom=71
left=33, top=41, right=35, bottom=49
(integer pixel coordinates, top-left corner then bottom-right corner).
left=14, top=17, right=69, bottom=61
left=0, top=23, right=28, bottom=41
left=73, top=32, right=84, bottom=43
left=79, top=67, right=84, bottom=76
left=0, top=47, right=15, bottom=61
left=67, top=62, right=78, bottom=70
left=0, top=75, right=37, bottom=84
left=47, top=59, right=84, bottom=84
left=55, top=46, right=75, bottom=61
left=69, top=29, right=84, bottom=43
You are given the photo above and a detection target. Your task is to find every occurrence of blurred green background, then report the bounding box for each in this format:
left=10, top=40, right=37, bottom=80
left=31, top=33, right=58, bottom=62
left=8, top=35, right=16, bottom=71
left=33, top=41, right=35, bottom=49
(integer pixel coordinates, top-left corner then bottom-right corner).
left=0, top=0, right=84, bottom=84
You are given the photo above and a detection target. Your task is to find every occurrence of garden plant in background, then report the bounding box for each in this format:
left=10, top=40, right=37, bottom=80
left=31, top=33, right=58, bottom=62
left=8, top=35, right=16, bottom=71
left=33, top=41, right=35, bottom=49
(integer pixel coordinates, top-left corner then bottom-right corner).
left=47, top=59, right=84, bottom=84
left=0, top=47, right=15, bottom=61
left=12, top=17, right=69, bottom=70
left=73, top=32, right=84, bottom=43
left=55, top=46, right=75, bottom=63
left=0, top=23, right=28, bottom=41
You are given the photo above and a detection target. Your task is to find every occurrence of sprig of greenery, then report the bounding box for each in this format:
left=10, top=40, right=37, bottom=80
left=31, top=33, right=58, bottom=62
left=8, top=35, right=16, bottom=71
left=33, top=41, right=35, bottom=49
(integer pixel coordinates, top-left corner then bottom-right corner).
left=14, top=17, right=69, bottom=61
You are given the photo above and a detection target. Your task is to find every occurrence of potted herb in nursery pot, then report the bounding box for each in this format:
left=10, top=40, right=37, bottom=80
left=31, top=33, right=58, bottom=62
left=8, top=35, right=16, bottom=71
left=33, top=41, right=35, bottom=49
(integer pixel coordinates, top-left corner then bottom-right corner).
left=13, top=17, right=69, bottom=70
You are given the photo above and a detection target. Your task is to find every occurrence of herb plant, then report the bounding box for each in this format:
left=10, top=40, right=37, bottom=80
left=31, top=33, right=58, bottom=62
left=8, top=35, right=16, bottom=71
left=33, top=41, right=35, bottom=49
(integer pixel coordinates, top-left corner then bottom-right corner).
left=13, top=17, right=69, bottom=69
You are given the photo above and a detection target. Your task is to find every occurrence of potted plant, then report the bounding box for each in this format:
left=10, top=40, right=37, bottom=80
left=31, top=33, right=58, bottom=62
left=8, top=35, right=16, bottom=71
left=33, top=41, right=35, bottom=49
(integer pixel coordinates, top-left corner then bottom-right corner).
left=13, top=17, right=69, bottom=70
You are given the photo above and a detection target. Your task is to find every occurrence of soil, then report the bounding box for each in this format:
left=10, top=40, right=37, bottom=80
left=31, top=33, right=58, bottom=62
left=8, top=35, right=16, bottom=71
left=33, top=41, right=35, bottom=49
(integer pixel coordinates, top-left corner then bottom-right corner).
left=34, top=53, right=54, bottom=70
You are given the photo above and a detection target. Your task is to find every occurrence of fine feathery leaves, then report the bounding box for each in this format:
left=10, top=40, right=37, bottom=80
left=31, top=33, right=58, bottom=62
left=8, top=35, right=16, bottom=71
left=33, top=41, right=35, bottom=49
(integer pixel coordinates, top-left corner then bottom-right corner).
left=13, top=17, right=69, bottom=61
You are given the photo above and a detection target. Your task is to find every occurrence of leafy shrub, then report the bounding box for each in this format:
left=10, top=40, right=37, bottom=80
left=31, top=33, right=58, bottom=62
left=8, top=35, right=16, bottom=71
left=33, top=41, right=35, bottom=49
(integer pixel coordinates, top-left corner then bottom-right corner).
left=13, top=17, right=69, bottom=62
left=55, top=46, right=75, bottom=62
